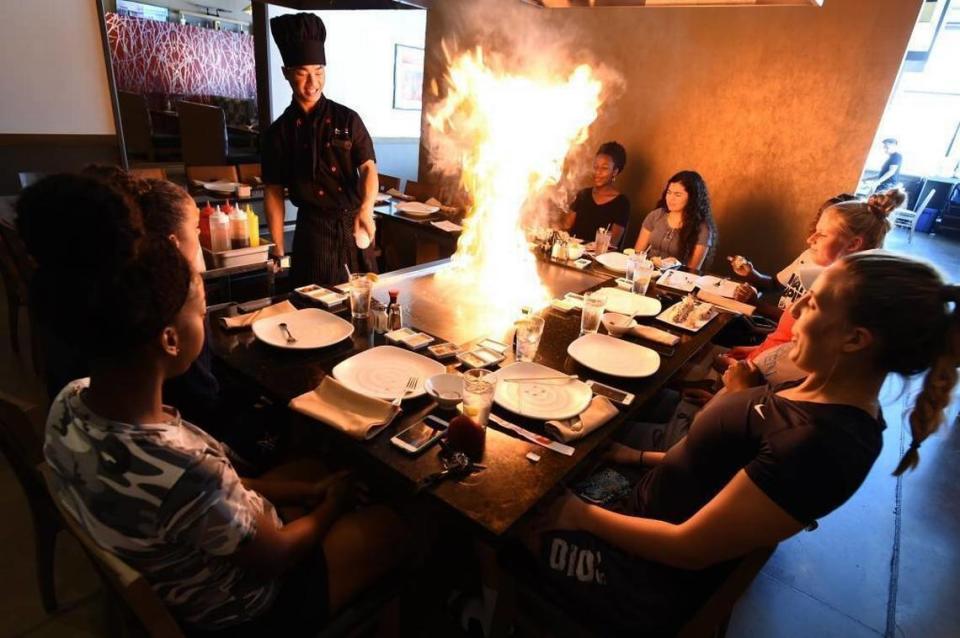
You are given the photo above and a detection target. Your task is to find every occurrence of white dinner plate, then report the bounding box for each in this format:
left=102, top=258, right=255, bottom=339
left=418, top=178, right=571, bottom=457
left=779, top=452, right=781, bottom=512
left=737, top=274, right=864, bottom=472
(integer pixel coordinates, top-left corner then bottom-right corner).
left=252, top=308, right=354, bottom=350
left=657, top=299, right=719, bottom=332
left=396, top=201, right=440, bottom=217
left=594, top=251, right=630, bottom=273
left=656, top=269, right=699, bottom=292
left=332, top=345, right=445, bottom=401
left=488, top=362, right=593, bottom=421
left=567, top=333, right=660, bottom=378
left=203, top=181, right=240, bottom=193
left=595, top=287, right=662, bottom=317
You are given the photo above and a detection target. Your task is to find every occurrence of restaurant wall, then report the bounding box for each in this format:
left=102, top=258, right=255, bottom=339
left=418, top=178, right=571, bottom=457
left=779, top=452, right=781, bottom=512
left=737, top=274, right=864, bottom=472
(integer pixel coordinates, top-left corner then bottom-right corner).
left=421, top=0, right=923, bottom=272
left=0, top=0, right=119, bottom=194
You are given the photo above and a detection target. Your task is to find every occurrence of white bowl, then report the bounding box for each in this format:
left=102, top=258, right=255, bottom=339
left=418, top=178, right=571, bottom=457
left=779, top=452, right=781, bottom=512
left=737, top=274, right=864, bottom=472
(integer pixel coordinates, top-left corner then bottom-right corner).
left=601, top=312, right=637, bottom=337
left=425, top=373, right=464, bottom=409
left=566, top=243, right=585, bottom=260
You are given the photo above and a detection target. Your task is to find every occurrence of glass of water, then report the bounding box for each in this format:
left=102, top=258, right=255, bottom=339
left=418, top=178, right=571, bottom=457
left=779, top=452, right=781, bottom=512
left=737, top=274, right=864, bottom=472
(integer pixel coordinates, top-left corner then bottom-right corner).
left=515, top=315, right=546, bottom=362
left=594, top=228, right=612, bottom=255
left=580, top=290, right=606, bottom=335
left=349, top=273, right=373, bottom=319
left=630, top=256, right=655, bottom=296
left=462, top=368, right=497, bottom=427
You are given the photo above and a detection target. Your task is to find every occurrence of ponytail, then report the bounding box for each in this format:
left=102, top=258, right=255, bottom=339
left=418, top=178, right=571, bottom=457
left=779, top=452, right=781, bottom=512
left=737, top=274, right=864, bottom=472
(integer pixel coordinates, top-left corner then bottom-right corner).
left=893, top=286, right=960, bottom=475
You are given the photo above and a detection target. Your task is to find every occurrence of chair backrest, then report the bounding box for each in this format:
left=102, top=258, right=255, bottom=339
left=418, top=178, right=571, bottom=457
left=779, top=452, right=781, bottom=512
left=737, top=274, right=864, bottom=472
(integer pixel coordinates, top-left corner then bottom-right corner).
left=379, top=174, right=402, bottom=192
left=185, top=165, right=239, bottom=184
left=403, top=180, right=433, bottom=202
left=676, top=545, right=776, bottom=638
left=38, top=464, right=185, bottom=638
left=237, top=163, right=262, bottom=184
left=178, top=101, right=229, bottom=166
left=128, top=167, right=168, bottom=181
left=621, top=207, right=645, bottom=251
left=914, top=187, right=937, bottom=213
left=0, top=219, right=36, bottom=286
left=118, top=91, right=154, bottom=157
left=0, top=391, right=48, bottom=511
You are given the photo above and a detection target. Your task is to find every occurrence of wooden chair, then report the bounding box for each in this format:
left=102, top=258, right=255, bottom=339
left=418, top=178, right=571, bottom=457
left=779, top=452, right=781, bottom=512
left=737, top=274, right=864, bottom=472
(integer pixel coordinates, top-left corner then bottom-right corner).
left=185, top=165, right=239, bottom=184
left=237, top=163, right=262, bottom=185
left=128, top=167, right=168, bottom=181
left=39, top=464, right=185, bottom=638
left=0, top=220, right=41, bottom=371
left=504, top=545, right=776, bottom=638
left=892, top=187, right=936, bottom=244
left=402, top=180, right=433, bottom=202
left=0, top=392, right=61, bottom=613
left=378, top=173, right=402, bottom=192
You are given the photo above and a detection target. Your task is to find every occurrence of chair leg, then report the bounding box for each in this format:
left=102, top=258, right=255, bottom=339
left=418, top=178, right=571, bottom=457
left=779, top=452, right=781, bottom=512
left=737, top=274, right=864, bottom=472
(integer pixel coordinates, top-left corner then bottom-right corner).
left=33, top=507, right=59, bottom=613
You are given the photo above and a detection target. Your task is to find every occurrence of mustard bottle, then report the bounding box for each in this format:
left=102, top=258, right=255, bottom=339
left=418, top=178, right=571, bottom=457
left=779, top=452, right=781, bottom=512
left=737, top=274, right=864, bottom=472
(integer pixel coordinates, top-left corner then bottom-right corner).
left=246, top=204, right=260, bottom=247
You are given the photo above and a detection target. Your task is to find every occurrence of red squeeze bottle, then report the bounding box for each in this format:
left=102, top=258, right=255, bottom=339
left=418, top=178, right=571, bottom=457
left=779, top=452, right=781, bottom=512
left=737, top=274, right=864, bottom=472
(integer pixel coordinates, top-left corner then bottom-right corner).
left=199, top=202, right=215, bottom=249
left=222, top=200, right=235, bottom=214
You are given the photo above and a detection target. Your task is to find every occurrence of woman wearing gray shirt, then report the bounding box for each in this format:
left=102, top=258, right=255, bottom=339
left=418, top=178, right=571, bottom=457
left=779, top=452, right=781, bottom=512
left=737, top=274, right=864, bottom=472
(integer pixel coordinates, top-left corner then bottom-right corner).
left=635, top=171, right=716, bottom=271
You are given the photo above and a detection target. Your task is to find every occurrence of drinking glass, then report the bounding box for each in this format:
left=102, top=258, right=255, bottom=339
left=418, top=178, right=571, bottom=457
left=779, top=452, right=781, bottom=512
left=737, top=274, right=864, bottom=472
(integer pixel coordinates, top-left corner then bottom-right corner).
left=349, top=273, right=373, bottom=319
left=580, top=290, right=606, bottom=335
left=515, top=316, right=546, bottom=362
left=632, top=264, right=654, bottom=296
left=594, top=228, right=612, bottom=255
left=462, top=369, right=496, bottom=428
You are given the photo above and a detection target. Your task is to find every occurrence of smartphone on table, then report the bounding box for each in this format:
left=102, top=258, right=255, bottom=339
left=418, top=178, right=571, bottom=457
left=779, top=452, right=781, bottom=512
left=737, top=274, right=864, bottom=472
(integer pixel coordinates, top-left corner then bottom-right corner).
left=390, top=415, right=448, bottom=454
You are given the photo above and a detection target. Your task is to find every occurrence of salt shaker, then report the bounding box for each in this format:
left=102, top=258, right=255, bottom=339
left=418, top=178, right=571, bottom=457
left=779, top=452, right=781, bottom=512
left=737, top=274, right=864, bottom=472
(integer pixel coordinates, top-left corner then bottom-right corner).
left=371, top=300, right=388, bottom=334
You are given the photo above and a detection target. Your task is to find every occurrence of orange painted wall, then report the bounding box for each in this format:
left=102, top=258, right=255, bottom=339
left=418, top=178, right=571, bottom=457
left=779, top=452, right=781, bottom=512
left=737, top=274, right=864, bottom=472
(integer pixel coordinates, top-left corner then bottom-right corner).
left=421, top=0, right=922, bottom=271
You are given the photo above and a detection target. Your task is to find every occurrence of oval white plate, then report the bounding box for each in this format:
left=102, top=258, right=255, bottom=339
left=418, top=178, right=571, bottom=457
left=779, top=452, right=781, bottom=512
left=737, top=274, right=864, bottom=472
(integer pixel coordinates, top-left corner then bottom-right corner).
left=396, top=201, right=440, bottom=217
left=568, top=333, right=660, bottom=378
left=596, top=287, right=662, bottom=317
left=252, top=308, right=354, bottom=350
left=203, top=181, right=239, bottom=193
left=333, top=345, right=445, bottom=401
left=489, top=362, right=592, bottom=421
left=595, top=252, right=629, bottom=273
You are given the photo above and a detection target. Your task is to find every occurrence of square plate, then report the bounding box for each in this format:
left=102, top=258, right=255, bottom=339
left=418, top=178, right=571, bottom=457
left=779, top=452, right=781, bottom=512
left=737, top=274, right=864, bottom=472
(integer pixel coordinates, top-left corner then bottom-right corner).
left=332, top=346, right=445, bottom=401
left=251, top=308, right=354, bottom=350
left=657, top=298, right=719, bottom=332
left=656, top=269, right=699, bottom=292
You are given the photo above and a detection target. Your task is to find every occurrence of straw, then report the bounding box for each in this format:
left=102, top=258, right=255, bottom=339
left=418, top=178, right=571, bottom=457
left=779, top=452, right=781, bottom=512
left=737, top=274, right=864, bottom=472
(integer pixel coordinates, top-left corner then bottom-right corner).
left=344, top=264, right=352, bottom=281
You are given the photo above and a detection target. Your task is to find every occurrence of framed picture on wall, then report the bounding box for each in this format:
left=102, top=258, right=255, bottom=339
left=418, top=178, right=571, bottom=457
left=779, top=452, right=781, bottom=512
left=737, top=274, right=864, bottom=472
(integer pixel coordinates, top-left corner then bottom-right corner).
left=393, top=44, right=424, bottom=111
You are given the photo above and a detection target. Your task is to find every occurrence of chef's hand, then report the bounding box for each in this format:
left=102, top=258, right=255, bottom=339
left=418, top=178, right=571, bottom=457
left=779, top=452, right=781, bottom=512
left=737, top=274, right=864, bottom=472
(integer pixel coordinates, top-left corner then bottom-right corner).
left=355, top=207, right=376, bottom=242
left=268, top=246, right=284, bottom=273
left=734, top=282, right=759, bottom=303
left=722, top=359, right=763, bottom=392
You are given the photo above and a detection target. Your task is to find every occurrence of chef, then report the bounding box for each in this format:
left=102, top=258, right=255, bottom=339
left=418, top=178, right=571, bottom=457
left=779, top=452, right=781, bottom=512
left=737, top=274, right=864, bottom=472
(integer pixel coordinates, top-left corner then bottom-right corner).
left=263, top=12, right=378, bottom=286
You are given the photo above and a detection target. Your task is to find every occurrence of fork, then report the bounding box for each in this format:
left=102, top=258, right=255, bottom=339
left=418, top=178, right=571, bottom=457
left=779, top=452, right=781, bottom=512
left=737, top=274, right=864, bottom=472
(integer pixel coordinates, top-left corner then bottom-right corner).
left=278, top=322, right=296, bottom=343
left=391, top=376, right=419, bottom=407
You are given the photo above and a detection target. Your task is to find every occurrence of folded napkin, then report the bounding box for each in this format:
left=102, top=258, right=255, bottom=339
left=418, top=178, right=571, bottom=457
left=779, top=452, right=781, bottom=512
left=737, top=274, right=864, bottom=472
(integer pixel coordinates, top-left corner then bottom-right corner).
left=696, top=291, right=756, bottom=316
left=431, top=220, right=463, bottom=233
left=219, top=300, right=297, bottom=329
left=544, top=396, right=619, bottom=443
left=289, top=376, right=400, bottom=441
left=386, top=188, right=414, bottom=201
left=631, top=324, right=681, bottom=346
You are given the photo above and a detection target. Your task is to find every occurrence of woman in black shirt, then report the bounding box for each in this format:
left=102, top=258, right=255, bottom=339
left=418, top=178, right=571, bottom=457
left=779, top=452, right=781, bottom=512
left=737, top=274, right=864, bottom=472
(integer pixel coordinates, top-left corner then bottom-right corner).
left=563, top=141, right=630, bottom=247
left=531, top=251, right=960, bottom=636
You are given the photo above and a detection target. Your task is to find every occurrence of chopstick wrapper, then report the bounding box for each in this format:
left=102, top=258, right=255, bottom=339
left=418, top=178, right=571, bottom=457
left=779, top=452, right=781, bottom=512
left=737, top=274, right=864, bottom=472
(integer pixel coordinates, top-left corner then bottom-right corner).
left=544, top=396, right=619, bottom=443
left=219, top=300, right=297, bottom=329
left=695, top=291, right=755, bottom=316
left=289, top=376, right=400, bottom=441
left=631, top=324, right=680, bottom=346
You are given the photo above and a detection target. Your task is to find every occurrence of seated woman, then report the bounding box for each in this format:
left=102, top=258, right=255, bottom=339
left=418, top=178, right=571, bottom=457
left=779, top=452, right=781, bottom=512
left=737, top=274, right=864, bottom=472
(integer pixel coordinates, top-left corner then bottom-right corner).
left=728, top=192, right=858, bottom=319
left=561, top=141, right=630, bottom=248
left=21, top=175, right=407, bottom=634
left=531, top=250, right=958, bottom=636
left=717, top=188, right=906, bottom=383
left=634, top=170, right=716, bottom=271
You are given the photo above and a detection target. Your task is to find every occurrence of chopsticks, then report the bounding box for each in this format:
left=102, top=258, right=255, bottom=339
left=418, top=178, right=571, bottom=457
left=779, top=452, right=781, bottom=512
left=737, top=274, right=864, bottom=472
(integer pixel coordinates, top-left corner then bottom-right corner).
left=502, top=375, right=576, bottom=384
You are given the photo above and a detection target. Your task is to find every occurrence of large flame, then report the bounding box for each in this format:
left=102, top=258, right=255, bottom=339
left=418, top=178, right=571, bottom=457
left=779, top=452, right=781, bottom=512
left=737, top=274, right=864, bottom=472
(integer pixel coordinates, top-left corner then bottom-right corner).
left=427, top=48, right=604, bottom=336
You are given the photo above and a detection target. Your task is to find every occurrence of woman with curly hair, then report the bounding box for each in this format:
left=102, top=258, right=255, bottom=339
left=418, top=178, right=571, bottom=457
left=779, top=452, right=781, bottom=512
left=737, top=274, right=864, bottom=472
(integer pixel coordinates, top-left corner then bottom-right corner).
left=634, top=170, right=717, bottom=271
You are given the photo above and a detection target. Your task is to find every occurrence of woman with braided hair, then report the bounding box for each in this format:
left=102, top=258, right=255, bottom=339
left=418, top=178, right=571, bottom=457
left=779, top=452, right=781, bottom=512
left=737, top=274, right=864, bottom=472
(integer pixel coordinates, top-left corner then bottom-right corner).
left=529, top=250, right=958, bottom=636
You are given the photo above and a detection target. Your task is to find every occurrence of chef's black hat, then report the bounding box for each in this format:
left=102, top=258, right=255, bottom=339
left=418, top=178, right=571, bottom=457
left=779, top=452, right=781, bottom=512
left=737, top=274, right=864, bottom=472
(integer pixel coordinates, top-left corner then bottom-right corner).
left=270, top=13, right=326, bottom=67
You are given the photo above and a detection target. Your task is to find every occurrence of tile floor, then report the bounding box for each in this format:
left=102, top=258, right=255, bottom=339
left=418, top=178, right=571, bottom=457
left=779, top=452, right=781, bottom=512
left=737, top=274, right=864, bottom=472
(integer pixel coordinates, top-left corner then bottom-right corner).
left=1, top=227, right=957, bottom=637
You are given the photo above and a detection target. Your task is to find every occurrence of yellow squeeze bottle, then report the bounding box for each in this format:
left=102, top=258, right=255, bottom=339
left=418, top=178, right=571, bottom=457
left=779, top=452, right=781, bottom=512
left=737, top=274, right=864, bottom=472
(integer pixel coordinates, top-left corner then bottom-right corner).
left=246, top=204, right=260, bottom=247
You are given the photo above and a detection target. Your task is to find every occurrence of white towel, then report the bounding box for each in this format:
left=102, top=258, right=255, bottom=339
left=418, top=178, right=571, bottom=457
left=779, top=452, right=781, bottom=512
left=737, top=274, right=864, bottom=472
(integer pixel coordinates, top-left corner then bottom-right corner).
left=544, top=396, right=618, bottom=443
left=289, top=376, right=400, bottom=441
left=631, top=324, right=680, bottom=346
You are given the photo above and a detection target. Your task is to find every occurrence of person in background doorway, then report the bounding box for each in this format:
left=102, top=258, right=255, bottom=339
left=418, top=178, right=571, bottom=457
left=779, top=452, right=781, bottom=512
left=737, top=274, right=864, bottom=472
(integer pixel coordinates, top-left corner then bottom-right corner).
left=562, top=142, right=630, bottom=248
left=262, top=13, right=379, bottom=287
left=866, top=137, right=903, bottom=193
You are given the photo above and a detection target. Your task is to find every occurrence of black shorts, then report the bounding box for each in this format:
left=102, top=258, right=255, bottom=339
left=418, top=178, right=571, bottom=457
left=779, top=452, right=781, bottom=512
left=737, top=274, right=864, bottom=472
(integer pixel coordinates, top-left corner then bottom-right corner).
left=537, top=528, right=732, bottom=637
left=189, top=550, right=329, bottom=638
